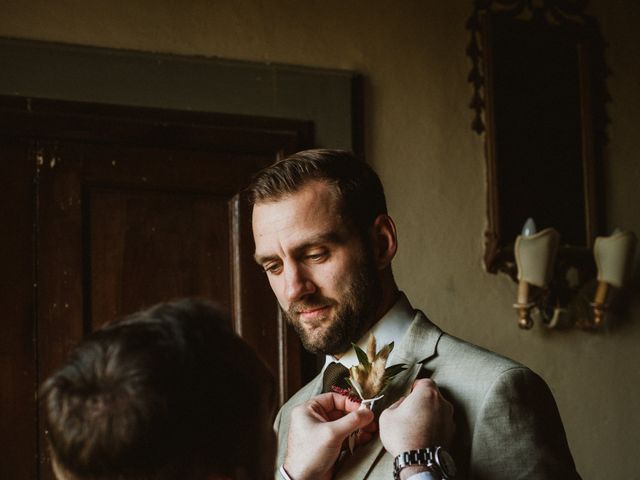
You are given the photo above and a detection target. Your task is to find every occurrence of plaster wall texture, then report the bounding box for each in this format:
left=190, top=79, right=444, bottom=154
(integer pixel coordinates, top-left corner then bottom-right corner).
left=1, top=0, right=638, bottom=477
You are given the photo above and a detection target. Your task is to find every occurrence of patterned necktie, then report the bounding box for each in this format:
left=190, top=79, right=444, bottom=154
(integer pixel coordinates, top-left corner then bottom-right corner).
left=322, top=361, right=350, bottom=393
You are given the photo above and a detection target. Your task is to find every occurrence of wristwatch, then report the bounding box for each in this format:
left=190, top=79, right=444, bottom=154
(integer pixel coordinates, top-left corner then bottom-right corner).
left=393, top=446, right=457, bottom=479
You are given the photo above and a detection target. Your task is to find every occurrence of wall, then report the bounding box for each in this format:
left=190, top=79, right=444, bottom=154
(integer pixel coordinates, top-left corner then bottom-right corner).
left=1, top=0, right=638, bottom=477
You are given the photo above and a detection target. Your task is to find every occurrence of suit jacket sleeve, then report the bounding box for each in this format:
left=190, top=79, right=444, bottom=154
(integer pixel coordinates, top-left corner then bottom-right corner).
left=469, top=367, right=580, bottom=480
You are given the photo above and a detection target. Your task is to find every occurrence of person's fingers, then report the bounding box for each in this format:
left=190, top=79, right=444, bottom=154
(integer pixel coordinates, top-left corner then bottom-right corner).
left=404, top=379, right=441, bottom=410
left=323, top=397, right=367, bottom=421
left=312, top=392, right=372, bottom=419
left=344, top=396, right=363, bottom=412
left=306, top=392, right=351, bottom=422
left=326, top=409, right=347, bottom=421
left=325, top=408, right=379, bottom=429
left=309, top=392, right=339, bottom=409
left=412, top=377, right=438, bottom=392
left=408, top=379, right=456, bottom=434
left=329, top=408, right=374, bottom=438
left=306, top=400, right=332, bottom=422
left=310, top=392, right=350, bottom=413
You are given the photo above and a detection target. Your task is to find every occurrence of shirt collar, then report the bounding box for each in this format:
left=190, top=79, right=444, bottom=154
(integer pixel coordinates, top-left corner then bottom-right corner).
left=323, top=291, right=415, bottom=370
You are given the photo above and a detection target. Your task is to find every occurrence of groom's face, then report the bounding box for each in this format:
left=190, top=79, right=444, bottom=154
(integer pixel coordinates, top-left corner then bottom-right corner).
left=252, top=180, right=380, bottom=356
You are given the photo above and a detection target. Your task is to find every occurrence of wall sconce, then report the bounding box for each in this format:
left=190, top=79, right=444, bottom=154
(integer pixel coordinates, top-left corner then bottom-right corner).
left=513, top=219, right=560, bottom=329
left=591, top=229, right=638, bottom=326
left=513, top=219, right=637, bottom=330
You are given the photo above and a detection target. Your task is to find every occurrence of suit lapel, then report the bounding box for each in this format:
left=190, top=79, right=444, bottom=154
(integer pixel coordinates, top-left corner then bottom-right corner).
left=393, top=311, right=443, bottom=367
left=376, top=311, right=443, bottom=412
left=335, top=311, right=443, bottom=479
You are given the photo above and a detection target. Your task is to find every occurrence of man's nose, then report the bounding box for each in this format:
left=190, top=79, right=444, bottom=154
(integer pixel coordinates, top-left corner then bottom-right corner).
left=284, top=263, right=316, bottom=302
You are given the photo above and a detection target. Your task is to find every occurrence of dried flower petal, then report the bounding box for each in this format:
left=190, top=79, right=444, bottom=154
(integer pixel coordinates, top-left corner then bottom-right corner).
left=367, top=334, right=377, bottom=363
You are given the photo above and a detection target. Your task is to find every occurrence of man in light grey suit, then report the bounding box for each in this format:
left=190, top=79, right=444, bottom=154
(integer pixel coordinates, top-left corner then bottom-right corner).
left=250, top=149, right=581, bottom=480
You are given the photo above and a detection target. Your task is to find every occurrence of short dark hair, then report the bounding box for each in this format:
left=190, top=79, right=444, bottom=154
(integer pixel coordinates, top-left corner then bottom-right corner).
left=248, top=149, right=388, bottom=236
left=41, top=299, right=275, bottom=480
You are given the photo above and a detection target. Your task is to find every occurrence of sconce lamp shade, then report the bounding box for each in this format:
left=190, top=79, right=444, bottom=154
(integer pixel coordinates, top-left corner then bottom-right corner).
left=594, top=230, right=637, bottom=287
left=515, top=228, right=560, bottom=287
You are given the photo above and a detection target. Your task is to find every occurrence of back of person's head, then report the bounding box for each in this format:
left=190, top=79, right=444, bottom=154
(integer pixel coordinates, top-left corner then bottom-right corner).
left=247, top=148, right=388, bottom=238
left=41, top=299, right=275, bottom=480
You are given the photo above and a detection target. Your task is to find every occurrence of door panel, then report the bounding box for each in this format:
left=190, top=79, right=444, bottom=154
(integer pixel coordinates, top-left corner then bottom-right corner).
left=89, top=187, right=232, bottom=329
left=0, top=143, right=37, bottom=480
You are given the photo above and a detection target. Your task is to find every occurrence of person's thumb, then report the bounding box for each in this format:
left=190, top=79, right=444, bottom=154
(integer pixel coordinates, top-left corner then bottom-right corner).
left=331, top=408, right=374, bottom=437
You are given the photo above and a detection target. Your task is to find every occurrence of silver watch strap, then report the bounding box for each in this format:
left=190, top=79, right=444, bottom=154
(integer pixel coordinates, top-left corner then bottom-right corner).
left=393, top=447, right=452, bottom=480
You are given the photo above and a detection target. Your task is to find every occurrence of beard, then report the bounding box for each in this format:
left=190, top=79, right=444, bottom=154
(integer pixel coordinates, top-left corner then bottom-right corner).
left=282, top=249, right=381, bottom=356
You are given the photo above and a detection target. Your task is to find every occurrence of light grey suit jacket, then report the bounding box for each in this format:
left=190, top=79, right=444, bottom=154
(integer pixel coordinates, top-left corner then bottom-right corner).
left=274, top=310, right=580, bottom=479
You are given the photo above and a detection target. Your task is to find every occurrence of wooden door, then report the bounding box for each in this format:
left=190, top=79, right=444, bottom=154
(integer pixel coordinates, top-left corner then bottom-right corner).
left=0, top=142, right=38, bottom=480
left=0, top=97, right=314, bottom=479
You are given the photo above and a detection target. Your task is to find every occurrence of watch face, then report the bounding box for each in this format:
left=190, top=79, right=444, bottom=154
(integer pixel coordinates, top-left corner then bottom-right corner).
left=435, top=447, right=457, bottom=478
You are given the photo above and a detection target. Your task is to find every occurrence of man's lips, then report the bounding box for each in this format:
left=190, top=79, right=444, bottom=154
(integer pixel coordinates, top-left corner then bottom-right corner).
left=297, top=305, right=330, bottom=320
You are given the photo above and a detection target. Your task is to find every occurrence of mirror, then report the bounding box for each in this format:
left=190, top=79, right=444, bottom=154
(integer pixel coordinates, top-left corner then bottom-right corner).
left=467, top=0, right=609, bottom=278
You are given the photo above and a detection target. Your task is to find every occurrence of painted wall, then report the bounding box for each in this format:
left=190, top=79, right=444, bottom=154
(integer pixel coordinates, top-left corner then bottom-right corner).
left=1, top=0, right=638, bottom=477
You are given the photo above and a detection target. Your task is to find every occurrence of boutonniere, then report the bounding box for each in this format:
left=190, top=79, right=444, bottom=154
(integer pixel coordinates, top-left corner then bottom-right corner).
left=347, top=334, right=407, bottom=405
left=332, top=334, right=406, bottom=452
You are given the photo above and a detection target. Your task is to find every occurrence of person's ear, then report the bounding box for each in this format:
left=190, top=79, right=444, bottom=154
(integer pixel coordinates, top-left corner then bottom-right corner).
left=370, top=214, right=398, bottom=269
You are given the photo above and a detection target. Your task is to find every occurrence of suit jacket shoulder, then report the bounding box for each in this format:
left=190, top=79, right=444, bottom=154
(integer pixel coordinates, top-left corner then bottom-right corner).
left=413, top=314, right=579, bottom=479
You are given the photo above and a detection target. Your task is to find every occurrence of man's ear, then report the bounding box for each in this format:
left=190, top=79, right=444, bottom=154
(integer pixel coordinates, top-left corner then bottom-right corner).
left=370, top=214, right=398, bottom=269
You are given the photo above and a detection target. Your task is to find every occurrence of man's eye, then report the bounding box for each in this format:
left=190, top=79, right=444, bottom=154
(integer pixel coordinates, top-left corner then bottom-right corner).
left=263, top=264, right=282, bottom=274
left=306, top=251, right=328, bottom=261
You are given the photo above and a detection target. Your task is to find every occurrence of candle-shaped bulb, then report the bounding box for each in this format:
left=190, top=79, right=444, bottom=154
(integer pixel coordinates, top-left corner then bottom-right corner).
left=522, top=218, right=537, bottom=237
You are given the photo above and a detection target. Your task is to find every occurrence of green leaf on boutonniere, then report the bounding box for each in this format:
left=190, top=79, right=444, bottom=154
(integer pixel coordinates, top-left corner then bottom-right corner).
left=384, top=363, right=407, bottom=379
left=352, top=343, right=371, bottom=369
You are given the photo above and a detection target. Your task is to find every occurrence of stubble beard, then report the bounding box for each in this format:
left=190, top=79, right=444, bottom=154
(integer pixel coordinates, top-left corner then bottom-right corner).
left=283, top=251, right=381, bottom=356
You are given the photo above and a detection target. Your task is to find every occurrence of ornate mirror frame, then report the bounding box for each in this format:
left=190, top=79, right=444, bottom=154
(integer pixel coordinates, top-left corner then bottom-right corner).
left=467, top=0, right=609, bottom=279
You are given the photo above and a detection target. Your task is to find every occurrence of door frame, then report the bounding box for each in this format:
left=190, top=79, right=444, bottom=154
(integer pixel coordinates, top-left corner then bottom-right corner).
left=0, top=36, right=362, bottom=152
